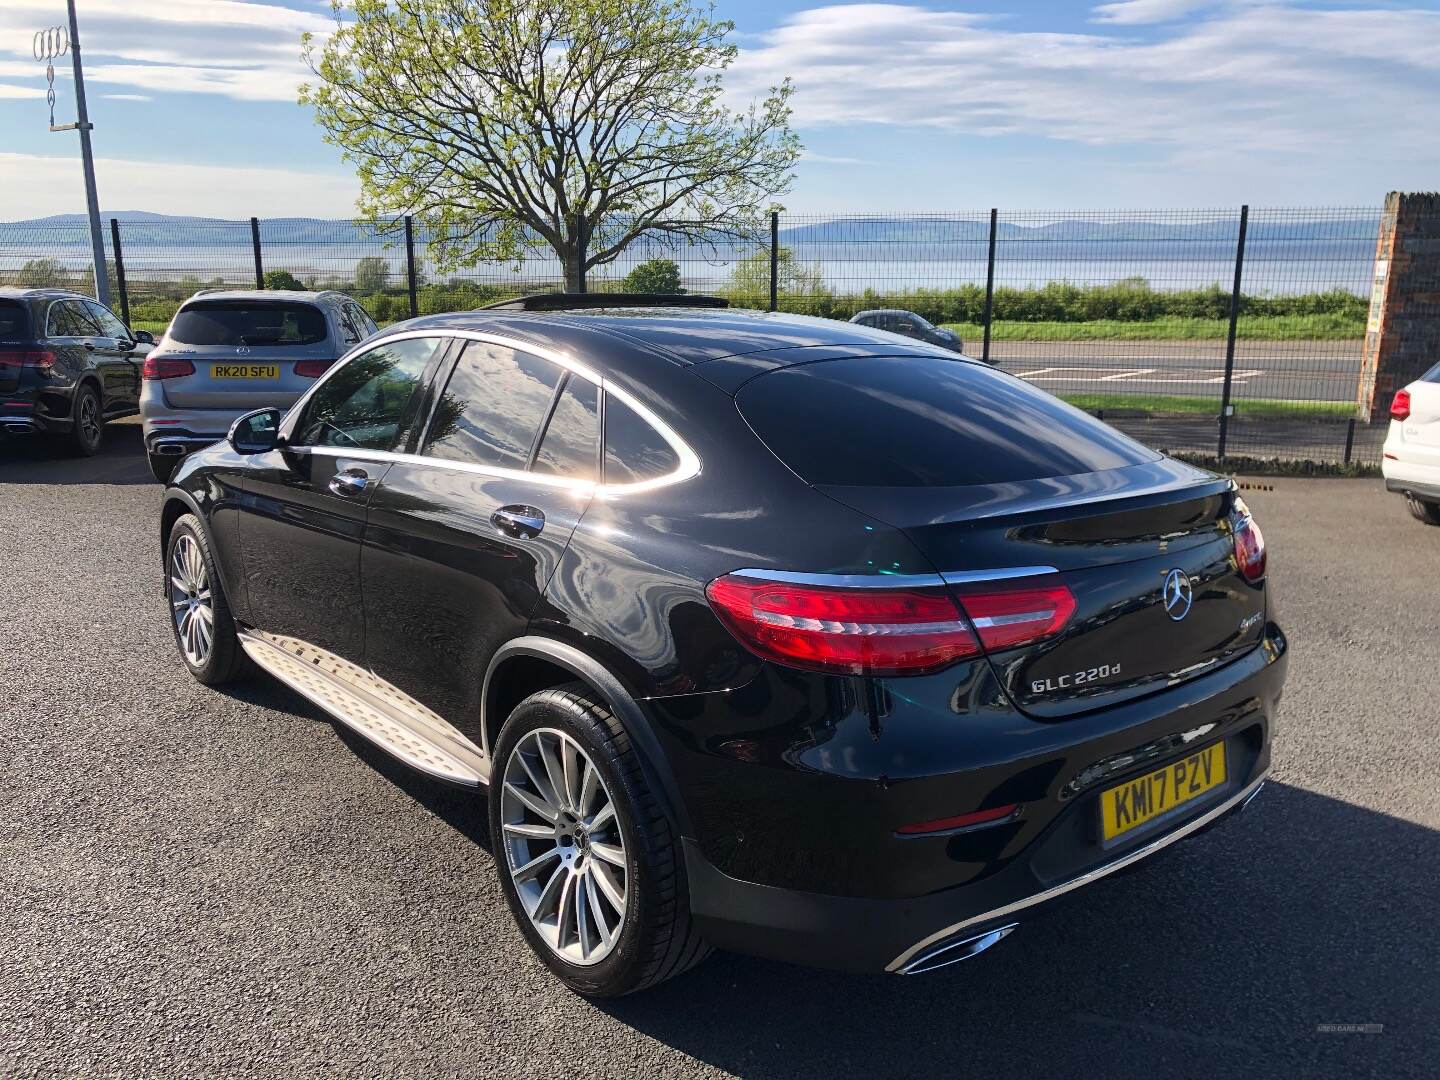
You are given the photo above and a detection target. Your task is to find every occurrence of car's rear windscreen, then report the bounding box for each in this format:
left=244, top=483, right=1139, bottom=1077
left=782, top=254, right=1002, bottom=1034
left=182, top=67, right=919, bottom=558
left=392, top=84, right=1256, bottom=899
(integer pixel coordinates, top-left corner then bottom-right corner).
left=169, top=301, right=327, bottom=347
left=0, top=300, right=31, bottom=341
left=735, top=354, right=1160, bottom=487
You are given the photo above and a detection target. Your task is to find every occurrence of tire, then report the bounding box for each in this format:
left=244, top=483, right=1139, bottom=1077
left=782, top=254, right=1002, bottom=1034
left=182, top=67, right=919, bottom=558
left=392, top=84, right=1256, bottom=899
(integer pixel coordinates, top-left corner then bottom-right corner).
left=148, top=451, right=179, bottom=484
left=1405, top=494, right=1440, bottom=526
left=489, top=684, right=709, bottom=996
left=165, top=514, right=248, bottom=686
left=68, top=382, right=104, bottom=456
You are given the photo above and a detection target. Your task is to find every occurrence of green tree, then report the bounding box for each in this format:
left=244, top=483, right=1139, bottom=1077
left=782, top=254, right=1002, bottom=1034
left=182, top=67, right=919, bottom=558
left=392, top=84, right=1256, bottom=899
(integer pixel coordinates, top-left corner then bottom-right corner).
left=301, top=0, right=799, bottom=291
left=264, top=269, right=305, bottom=291
left=353, top=256, right=390, bottom=294
left=726, top=247, right=829, bottom=313
left=622, top=258, right=684, bottom=294
left=17, top=258, right=67, bottom=288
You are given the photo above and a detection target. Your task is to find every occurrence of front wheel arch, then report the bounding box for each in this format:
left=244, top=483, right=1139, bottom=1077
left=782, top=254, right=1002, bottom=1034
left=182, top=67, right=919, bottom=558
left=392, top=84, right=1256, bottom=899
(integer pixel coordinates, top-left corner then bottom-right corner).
left=482, top=638, right=693, bottom=840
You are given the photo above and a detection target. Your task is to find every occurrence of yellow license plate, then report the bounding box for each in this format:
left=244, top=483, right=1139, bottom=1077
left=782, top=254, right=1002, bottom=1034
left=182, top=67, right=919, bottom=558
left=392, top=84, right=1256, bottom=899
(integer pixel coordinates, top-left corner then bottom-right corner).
left=1100, top=742, right=1227, bottom=842
left=213, top=364, right=280, bottom=379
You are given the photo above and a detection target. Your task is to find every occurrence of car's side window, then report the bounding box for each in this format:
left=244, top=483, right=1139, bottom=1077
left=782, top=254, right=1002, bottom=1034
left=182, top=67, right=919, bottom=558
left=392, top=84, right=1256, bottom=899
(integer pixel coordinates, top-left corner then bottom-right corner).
left=294, top=336, right=440, bottom=451
left=894, top=317, right=919, bottom=337
left=336, top=305, right=362, bottom=345
left=422, top=341, right=564, bottom=468
left=533, top=375, right=600, bottom=481
left=85, top=301, right=130, bottom=341
left=604, top=395, right=679, bottom=485
left=349, top=302, right=379, bottom=338
left=48, top=300, right=99, bottom=338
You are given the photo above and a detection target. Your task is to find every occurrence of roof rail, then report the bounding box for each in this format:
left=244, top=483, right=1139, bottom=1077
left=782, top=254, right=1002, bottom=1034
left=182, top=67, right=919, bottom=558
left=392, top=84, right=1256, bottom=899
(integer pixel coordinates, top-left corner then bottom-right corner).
left=479, top=292, right=729, bottom=312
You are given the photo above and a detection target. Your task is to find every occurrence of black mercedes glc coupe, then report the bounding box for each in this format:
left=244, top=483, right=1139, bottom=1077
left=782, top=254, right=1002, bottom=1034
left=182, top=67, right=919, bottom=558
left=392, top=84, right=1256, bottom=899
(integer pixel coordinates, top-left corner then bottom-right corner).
left=157, top=295, right=1286, bottom=996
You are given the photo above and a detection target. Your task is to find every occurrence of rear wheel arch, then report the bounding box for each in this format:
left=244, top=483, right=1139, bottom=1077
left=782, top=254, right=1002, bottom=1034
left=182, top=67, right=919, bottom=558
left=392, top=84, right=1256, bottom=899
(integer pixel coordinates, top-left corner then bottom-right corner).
left=482, top=638, right=693, bottom=839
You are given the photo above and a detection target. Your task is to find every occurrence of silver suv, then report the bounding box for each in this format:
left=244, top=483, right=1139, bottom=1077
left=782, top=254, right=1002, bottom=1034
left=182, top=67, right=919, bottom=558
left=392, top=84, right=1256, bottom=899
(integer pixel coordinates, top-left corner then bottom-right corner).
left=141, top=290, right=378, bottom=481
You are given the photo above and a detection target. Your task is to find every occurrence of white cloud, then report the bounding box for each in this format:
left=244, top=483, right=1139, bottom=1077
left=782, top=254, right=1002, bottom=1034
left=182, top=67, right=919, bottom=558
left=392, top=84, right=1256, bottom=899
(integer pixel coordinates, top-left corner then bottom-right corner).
left=0, top=152, right=359, bottom=219
left=728, top=3, right=1440, bottom=168
left=101, top=94, right=153, bottom=102
left=0, top=83, right=43, bottom=99
left=1092, top=0, right=1217, bottom=24
left=0, top=0, right=330, bottom=103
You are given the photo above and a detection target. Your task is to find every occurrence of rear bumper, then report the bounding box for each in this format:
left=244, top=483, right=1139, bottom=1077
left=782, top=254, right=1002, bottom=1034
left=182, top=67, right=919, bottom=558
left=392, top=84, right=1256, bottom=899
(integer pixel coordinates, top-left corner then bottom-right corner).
left=660, top=622, right=1286, bottom=974
left=1385, top=477, right=1440, bottom=502
left=686, top=772, right=1267, bottom=974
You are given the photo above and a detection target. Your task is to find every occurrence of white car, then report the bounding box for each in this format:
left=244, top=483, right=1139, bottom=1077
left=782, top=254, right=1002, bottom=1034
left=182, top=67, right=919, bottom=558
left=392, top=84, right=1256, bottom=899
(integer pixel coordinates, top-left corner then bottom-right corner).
left=1382, top=361, right=1440, bottom=526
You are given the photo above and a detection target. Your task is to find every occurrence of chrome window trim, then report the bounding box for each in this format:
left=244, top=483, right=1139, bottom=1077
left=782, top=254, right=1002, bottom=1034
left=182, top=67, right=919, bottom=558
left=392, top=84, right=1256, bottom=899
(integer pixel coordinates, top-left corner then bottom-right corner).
left=281, top=327, right=699, bottom=497
left=885, top=770, right=1269, bottom=974
left=726, top=566, right=1061, bottom=589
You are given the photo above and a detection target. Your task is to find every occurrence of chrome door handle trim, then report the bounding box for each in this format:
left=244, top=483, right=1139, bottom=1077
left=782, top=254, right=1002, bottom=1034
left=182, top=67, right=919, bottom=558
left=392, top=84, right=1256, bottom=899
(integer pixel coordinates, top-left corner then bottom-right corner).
left=492, top=506, right=545, bottom=538
left=328, top=469, right=370, bottom=497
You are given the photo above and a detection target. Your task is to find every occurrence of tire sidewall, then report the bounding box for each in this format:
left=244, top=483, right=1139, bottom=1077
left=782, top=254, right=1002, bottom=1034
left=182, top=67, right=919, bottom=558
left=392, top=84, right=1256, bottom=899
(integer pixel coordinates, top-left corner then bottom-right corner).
left=488, top=693, right=657, bottom=996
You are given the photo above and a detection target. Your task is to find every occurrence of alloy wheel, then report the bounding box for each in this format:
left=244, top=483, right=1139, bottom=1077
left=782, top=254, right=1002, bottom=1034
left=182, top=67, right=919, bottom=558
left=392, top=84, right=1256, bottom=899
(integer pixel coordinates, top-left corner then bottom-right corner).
left=78, top=392, right=100, bottom=446
left=500, top=727, right=628, bottom=966
left=169, top=534, right=214, bottom=666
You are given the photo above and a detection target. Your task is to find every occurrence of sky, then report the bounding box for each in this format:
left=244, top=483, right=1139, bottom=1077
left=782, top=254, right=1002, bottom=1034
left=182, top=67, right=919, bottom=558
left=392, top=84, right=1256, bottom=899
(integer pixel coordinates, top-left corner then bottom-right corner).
left=0, top=0, right=1436, bottom=219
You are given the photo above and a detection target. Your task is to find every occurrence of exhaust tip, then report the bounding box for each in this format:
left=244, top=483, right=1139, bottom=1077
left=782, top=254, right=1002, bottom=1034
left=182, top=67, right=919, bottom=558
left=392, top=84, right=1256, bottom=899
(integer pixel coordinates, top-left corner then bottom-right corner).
left=899, top=922, right=1018, bottom=975
left=154, top=442, right=189, bottom=456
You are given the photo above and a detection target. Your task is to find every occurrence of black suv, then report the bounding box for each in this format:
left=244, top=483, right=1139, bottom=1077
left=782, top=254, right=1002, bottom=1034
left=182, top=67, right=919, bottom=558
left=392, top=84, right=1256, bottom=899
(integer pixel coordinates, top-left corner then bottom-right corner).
left=158, top=296, right=1286, bottom=996
left=0, top=287, right=154, bottom=454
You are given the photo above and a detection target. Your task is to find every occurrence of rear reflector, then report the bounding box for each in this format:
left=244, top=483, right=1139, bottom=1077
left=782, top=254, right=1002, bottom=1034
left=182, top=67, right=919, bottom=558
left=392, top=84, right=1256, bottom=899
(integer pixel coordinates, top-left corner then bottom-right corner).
left=1230, top=496, right=1267, bottom=582
left=705, top=575, right=980, bottom=676
left=1391, top=388, right=1411, bottom=421
left=142, top=357, right=195, bottom=381
left=294, top=359, right=335, bottom=378
left=950, top=578, right=1077, bottom=653
left=896, top=804, right=1019, bottom=836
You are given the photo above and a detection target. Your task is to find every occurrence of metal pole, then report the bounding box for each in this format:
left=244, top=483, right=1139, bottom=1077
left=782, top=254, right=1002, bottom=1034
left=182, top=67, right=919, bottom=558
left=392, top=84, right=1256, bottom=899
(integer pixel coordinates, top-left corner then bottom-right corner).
left=109, top=217, right=129, bottom=326
left=65, top=0, right=108, bottom=306
left=250, top=217, right=264, bottom=289
left=769, top=211, right=779, bottom=312
left=982, top=208, right=998, bottom=364
left=1343, top=417, right=1356, bottom=466
left=404, top=215, right=419, bottom=318
left=1217, top=205, right=1249, bottom=461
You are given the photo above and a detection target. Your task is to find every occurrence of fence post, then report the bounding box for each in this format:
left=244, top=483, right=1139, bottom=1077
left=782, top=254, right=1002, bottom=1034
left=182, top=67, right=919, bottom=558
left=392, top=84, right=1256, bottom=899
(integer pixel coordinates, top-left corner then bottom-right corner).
left=250, top=217, right=264, bottom=289
left=1343, top=417, right=1356, bottom=465
left=404, top=216, right=419, bottom=318
left=769, top=211, right=779, bottom=312
left=982, top=208, right=998, bottom=364
left=1217, top=204, right=1249, bottom=461
left=109, top=218, right=130, bottom=326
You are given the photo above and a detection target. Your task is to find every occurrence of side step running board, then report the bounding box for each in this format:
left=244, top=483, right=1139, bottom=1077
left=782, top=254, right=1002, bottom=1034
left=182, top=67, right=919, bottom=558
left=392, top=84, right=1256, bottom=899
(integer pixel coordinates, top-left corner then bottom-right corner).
left=238, top=629, right=489, bottom=786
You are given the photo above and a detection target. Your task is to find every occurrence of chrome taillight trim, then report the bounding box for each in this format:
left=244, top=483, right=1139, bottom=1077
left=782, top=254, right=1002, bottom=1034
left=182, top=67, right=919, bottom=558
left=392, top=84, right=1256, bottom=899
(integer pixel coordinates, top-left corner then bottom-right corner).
left=727, top=566, right=1061, bottom=590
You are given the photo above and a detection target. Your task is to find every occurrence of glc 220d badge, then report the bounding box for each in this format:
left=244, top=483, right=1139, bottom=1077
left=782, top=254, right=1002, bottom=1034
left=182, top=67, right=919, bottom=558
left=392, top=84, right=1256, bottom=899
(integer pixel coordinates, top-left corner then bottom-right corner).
left=1032, top=663, right=1122, bottom=694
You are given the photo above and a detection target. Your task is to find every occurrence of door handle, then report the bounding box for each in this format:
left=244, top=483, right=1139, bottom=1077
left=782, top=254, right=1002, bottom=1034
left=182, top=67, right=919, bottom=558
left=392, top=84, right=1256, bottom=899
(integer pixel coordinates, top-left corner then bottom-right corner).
left=492, top=505, right=545, bottom=539
left=328, top=468, right=371, bottom=498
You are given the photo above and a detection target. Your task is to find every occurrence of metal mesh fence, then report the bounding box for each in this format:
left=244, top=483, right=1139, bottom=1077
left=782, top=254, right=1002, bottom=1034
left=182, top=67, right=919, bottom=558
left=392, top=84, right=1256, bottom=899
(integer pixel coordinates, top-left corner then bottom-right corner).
left=0, top=204, right=1419, bottom=467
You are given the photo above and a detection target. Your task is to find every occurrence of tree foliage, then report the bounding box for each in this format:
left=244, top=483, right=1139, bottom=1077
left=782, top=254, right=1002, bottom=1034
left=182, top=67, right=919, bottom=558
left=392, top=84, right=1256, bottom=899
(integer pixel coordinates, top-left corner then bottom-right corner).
left=17, top=258, right=67, bottom=288
left=301, top=0, right=799, bottom=289
left=726, top=247, right=829, bottom=313
left=622, top=258, right=684, bottom=294
left=353, top=256, right=390, bottom=293
left=264, top=269, right=306, bottom=291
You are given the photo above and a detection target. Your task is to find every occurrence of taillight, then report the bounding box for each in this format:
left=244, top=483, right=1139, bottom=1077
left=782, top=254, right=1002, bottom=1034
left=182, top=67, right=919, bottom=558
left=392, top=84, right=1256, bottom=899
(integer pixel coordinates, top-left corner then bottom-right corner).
left=142, top=357, right=196, bottom=380
left=705, top=575, right=980, bottom=676
left=951, top=577, right=1077, bottom=653
left=1230, top=497, right=1267, bottom=582
left=0, top=348, right=56, bottom=373
left=1390, top=388, right=1411, bottom=421
left=704, top=572, right=1078, bottom=676
left=294, top=359, right=335, bottom=378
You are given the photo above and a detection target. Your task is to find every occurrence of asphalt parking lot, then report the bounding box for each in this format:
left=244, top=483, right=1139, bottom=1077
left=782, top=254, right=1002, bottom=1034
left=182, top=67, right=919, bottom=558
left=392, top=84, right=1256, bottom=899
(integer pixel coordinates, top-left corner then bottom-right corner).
left=2, top=420, right=1437, bottom=1079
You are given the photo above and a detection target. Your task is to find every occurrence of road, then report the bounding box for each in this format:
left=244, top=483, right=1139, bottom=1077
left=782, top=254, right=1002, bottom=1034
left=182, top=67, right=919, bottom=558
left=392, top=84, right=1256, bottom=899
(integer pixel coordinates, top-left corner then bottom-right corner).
left=2, top=426, right=1437, bottom=1078
left=987, top=339, right=1365, bottom=404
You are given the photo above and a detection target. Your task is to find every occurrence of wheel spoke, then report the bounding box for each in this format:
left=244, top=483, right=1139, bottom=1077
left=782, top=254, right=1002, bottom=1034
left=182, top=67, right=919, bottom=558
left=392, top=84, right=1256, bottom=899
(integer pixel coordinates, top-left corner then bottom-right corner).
left=538, top=735, right=570, bottom=813
left=512, top=845, right=561, bottom=882
left=502, top=821, right=555, bottom=841
left=170, top=575, right=188, bottom=595
left=587, top=801, right=616, bottom=832
left=591, top=859, right=625, bottom=914
left=516, top=749, right=560, bottom=811
left=560, top=737, right=582, bottom=814
left=590, top=841, right=625, bottom=869
left=584, top=868, right=613, bottom=947
left=555, top=868, right=578, bottom=946
left=532, top=860, right=568, bottom=920
left=574, top=870, right=593, bottom=959
left=576, top=761, right=599, bottom=819
left=504, top=781, right=558, bottom=824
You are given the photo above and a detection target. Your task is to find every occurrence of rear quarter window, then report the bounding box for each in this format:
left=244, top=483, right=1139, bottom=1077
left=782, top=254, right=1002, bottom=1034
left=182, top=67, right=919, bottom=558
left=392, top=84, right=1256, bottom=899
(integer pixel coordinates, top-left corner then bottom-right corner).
left=736, top=354, right=1158, bottom=487
left=169, top=301, right=327, bottom=347
left=604, top=396, right=679, bottom=484
left=0, top=301, right=30, bottom=340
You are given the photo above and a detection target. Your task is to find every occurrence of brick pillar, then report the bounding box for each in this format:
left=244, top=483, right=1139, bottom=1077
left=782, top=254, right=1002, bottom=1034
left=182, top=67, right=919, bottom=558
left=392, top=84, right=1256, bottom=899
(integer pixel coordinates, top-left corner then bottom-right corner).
left=1357, top=191, right=1440, bottom=420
